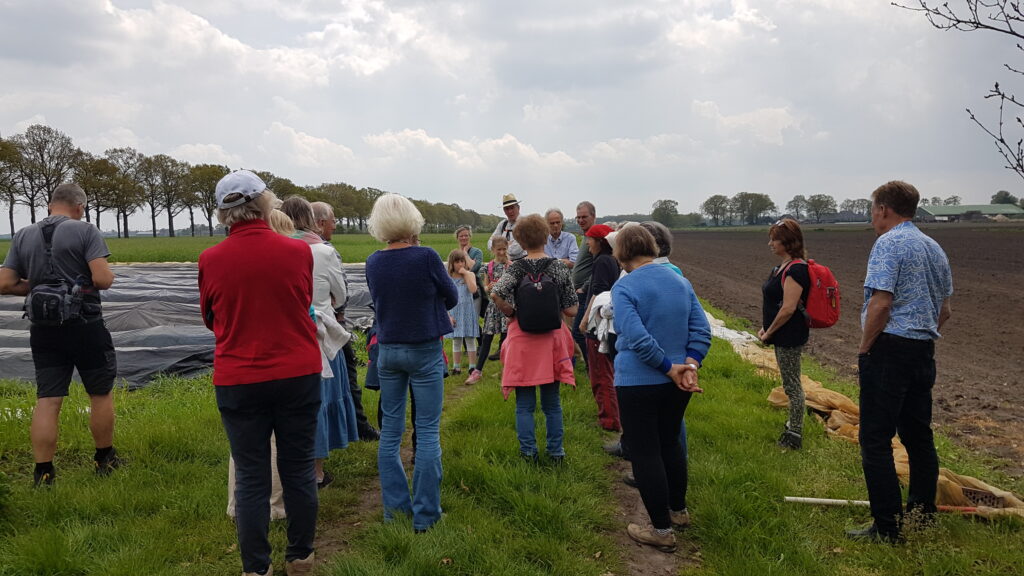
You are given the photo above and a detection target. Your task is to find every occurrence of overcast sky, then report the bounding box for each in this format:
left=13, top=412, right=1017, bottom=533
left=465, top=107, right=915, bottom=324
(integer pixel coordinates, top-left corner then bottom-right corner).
left=1, top=0, right=1017, bottom=230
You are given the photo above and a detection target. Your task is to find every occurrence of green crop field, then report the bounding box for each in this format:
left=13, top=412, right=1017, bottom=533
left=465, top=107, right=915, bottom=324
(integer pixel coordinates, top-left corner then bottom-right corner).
left=1, top=233, right=474, bottom=265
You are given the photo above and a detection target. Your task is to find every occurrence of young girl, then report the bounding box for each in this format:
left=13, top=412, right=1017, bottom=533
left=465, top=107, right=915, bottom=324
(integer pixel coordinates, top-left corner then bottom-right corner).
left=465, top=237, right=510, bottom=384
left=446, top=249, right=479, bottom=374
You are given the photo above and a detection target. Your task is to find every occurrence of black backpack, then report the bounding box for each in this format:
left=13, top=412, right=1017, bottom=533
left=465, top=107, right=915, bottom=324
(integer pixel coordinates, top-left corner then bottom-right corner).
left=24, top=221, right=84, bottom=326
left=515, top=258, right=561, bottom=333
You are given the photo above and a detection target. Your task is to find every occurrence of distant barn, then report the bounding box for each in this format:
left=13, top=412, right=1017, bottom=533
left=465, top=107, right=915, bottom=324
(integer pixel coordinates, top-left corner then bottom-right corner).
left=916, top=204, right=1024, bottom=222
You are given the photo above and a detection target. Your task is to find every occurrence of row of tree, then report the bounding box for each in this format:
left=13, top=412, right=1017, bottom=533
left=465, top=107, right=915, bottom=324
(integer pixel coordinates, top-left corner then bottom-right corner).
left=0, top=124, right=501, bottom=237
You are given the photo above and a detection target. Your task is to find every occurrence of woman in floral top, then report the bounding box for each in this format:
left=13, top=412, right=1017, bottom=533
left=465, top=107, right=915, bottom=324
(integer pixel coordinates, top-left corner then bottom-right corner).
left=490, top=214, right=578, bottom=463
left=465, top=237, right=510, bottom=385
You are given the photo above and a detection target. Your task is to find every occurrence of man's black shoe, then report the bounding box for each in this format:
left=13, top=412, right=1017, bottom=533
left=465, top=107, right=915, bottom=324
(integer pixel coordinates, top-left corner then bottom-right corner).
left=359, top=426, right=380, bottom=441
left=845, top=523, right=903, bottom=544
left=95, top=448, right=121, bottom=477
left=33, top=468, right=55, bottom=488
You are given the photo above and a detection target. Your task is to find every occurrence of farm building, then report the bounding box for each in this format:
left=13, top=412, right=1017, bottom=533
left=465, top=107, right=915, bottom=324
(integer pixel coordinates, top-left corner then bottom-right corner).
left=916, top=204, right=1024, bottom=222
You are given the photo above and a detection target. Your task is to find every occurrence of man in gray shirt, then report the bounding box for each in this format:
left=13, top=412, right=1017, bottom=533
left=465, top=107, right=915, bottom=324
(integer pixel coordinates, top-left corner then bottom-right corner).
left=0, top=183, right=118, bottom=487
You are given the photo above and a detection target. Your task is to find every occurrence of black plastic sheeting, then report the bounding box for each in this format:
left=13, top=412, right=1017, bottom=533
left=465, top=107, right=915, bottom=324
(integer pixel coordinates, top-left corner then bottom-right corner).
left=0, top=263, right=373, bottom=388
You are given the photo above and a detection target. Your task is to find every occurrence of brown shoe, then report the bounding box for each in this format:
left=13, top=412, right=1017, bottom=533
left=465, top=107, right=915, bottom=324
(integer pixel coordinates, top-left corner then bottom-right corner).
left=627, top=523, right=676, bottom=553
left=670, top=509, right=691, bottom=529
left=285, top=552, right=315, bottom=575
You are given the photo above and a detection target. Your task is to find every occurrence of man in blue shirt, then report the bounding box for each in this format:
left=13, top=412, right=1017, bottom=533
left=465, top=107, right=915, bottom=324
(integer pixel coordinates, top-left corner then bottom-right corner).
left=543, top=208, right=578, bottom=267
left=848, top=181, right=953, bottom=544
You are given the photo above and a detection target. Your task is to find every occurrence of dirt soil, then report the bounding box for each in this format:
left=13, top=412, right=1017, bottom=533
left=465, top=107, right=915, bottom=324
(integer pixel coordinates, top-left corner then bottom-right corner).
left=673, top=223, right=1024, bottom=477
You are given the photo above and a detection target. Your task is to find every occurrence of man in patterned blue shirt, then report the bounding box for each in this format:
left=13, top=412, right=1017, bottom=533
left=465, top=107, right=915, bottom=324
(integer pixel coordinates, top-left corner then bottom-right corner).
left=848, top=181, right=953, bottom=544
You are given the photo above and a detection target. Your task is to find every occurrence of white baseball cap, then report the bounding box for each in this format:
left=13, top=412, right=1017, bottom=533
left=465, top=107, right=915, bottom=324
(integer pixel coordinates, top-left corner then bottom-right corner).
left=215, top=170, right=266, bottom=209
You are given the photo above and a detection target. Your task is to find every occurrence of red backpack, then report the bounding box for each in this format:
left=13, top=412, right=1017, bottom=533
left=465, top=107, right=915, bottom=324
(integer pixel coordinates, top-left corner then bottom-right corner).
left=781, top=259, right=840, bottom=328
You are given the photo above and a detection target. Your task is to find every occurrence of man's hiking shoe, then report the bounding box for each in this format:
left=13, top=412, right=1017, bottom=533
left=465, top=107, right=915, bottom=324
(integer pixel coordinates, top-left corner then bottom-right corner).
left=33, top=468, right=55, bottom=487
left=777, top=430, right=802, bottom=450
left=464, top=369, right=482, bottom=385
left=95, top=448, right=121, bottom=476
left=285, top=552, right=315, bottom=575
left=845, top=523, right=903, bottom=544
left=627, top=523, right=677, bottom=553
left=670, top=508, right=691, bottom=529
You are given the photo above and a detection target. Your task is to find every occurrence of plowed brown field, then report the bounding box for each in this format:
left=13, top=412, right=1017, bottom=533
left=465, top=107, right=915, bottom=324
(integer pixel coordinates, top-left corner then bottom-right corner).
left=672, top=223, right=1024, bottom=476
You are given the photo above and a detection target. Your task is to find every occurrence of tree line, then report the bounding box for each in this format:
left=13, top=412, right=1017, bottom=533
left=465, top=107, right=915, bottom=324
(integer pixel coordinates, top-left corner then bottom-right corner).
left=0, top=124, right=501, bottom=238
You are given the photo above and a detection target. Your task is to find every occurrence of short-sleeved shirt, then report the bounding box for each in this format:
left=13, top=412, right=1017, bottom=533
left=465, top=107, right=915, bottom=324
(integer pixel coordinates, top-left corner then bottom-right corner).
left=491, top=257, right=578, bottom=312
left=545, top=233, right=579, bottom=262
left=762, top=261, right=810, bottom=347
left=488, top=219, right=525, bottom=260
left=3, top=215, right=110, bottom=313
left=862, top=221, right=953, bottom=341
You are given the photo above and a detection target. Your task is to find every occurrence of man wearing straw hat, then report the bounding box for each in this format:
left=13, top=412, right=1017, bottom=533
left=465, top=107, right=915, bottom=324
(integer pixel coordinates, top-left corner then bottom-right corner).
left=488, top=193, right=526, bottom=261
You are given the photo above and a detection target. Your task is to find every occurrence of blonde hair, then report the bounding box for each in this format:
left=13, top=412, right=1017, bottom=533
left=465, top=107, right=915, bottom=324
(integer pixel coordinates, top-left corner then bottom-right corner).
left=267, top=209, right=295, bottom=236
left=447, top=249, right=467, bottom=275
left=368, top=193, right=424, bottom=243
left=218, top=189, right=278, bottom=227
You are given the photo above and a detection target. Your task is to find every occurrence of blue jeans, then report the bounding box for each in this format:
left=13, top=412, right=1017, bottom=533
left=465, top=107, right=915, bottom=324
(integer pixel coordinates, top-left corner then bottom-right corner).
left=377, top=340, right=445, bottom=531
left=514, top=383, right=564, bottom=457
left=858, top=333, right=939, bottom=536
left=216, top=373, right=321, bottom=574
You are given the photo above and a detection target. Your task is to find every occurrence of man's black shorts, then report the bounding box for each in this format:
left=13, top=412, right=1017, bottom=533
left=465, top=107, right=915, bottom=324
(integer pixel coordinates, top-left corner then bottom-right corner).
left=30, top=320, right=117, bottom=398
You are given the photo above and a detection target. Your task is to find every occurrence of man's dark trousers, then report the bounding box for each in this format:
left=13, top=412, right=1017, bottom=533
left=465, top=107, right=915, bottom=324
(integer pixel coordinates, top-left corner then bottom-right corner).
left=571, top=286, right=589, bottom=369
left=858, top=333, right=939, bottom=536
left=343, top=341, right=373, bottom=435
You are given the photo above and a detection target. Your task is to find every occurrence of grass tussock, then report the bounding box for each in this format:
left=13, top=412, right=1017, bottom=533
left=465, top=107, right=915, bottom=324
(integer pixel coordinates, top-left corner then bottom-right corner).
left=0, top=327, right=1021, bottom=575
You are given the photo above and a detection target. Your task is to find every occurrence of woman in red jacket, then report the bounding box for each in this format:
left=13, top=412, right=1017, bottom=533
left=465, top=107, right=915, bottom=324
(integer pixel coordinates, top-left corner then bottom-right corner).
left=199, top=170, right=322, bottom=576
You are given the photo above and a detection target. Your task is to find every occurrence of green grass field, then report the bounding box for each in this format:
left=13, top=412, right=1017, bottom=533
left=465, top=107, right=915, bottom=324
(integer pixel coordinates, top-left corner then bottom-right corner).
left=0, top=233, right=468, bottom=265
left=1, top=330, right=1021, bottom=575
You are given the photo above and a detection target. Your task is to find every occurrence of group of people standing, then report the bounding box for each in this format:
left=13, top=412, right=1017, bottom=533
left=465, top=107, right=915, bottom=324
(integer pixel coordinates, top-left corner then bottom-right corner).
left=0, top=173, right=954, bottom=572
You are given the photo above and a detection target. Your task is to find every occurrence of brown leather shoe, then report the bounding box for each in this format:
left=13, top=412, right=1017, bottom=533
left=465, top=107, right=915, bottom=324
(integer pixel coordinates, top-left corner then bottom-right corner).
left=627, top=523, right=677, bottom=553
left=285, top=552, right=315, bottom=575
left=670, top=509, right=691, bottom=529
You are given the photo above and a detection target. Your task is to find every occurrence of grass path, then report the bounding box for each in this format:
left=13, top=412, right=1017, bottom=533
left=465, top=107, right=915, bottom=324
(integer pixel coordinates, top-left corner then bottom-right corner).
left=1, top=327, right=1022, bottom=575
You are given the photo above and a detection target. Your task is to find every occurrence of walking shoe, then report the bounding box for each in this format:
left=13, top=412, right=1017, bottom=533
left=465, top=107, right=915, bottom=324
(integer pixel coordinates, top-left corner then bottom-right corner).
left=549, top=454, right=565, bottom=466
left=670, top=508, right=691, bottom=529
left=33, top=468, right=55, bottom=488
left=626, top=523, right=677, bottom=553
left=845, top=523, right=903, bottom=544
left=317, top=471, right=334, bottom=490
left=358, top=426, right=380, bottom=441
left=285, top=552, right=315, bottom=575
left=464, top=369, right=482, bottom=385
left=450, top=367, right=462, bottom=375
left=520, top=452, right=539, bottom=464
left=242, top=566, right=272, bottom=576
left=603, top=440, right=625, bottom=458
left=95, top=448, right=121, bottom=476
left=777, top=430, right=802, bottom=450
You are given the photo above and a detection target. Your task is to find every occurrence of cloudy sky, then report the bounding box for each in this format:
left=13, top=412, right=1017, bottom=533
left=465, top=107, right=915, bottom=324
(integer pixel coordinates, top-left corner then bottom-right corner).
left=0, top=0, right=1017, bottom=229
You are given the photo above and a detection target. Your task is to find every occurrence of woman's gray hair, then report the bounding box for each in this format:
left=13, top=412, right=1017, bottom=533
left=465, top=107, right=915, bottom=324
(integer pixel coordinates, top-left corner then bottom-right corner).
left=280, top=196, right=318, bottom=233
left=368, top=193, right=424, bottom=243
left=217, top=189, right=278, bottom=228
left=454, top=225, right=472, bottom=238
left=640, top=221, right=673, bottom=258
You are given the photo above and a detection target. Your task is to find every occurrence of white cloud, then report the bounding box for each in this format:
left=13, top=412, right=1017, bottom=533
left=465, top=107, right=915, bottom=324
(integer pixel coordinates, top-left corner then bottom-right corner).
left=169, top=143, right=244, bottom=167
left=261, top=122, right=356, bottom=169
left=692, top=100, right=801, bottom=145
left=364, top=129, right=582, bottom=170
left=12, top=114, right=48, bottom=133
left=585, top=134, right=703, bottom=166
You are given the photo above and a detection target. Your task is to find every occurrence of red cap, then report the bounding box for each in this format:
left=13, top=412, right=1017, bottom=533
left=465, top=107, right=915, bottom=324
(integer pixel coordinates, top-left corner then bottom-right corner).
left=585, top=224, right=613, bottom=239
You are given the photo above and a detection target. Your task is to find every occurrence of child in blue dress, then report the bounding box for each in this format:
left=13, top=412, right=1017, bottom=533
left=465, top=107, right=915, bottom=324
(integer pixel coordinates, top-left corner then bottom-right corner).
left=445, top=249, right=479, bottom=374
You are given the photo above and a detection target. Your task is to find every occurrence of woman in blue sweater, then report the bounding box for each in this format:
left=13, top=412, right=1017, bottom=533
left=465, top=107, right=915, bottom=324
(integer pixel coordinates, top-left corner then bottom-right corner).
left=365, top=193, right=458, bottom=533
left=611, top=225, right=711, bottom=553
